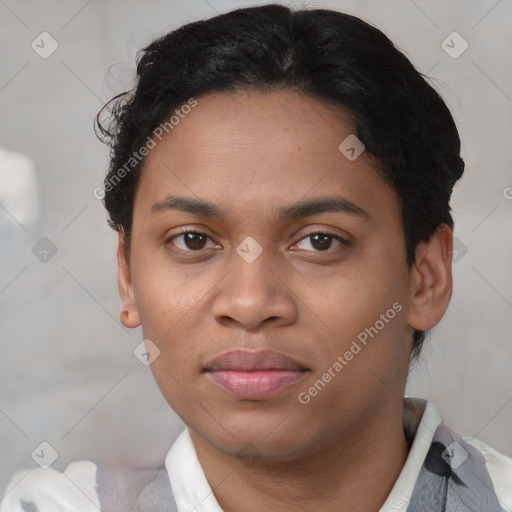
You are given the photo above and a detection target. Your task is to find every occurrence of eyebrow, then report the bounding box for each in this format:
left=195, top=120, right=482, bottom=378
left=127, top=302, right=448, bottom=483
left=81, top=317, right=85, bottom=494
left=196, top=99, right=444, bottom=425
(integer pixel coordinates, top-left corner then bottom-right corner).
left=150, top=195, right=370, bottom=222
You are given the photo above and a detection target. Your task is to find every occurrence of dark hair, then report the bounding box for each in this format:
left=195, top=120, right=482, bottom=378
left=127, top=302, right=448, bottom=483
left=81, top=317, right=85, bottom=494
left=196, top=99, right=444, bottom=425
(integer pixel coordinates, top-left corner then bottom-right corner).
left=96, top=4, right=464, bottom=363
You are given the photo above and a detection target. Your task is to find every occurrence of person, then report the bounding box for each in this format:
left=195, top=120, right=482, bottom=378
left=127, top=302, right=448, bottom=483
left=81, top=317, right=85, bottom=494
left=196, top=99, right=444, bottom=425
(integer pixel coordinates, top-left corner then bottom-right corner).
left=2, top=4, right=511, bottom=511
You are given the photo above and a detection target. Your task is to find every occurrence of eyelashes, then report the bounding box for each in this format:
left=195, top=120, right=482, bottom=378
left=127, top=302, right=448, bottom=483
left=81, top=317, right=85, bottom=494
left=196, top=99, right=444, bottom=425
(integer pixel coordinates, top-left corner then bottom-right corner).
left=167, top=231, right=219, bottom=252
left=293, top=231, right=349, bottom=252
left=165, top=229, right=350, bottom=254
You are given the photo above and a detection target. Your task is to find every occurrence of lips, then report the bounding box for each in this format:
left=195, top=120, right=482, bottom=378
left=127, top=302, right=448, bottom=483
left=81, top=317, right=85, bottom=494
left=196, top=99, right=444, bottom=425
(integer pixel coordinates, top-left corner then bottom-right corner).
left=205, top=349, right=308, bottom=372
left=203, top=349, right=309, bottom=400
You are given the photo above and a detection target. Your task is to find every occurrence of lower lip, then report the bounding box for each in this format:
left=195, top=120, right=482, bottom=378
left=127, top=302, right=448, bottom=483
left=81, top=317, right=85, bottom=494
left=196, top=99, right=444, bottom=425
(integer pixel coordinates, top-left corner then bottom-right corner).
left=206, top=370, right=307, bottom=400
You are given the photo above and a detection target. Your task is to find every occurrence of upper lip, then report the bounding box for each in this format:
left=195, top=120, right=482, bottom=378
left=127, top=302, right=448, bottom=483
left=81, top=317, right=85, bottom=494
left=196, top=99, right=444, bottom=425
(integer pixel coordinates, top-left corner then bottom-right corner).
left=204, top=349, right=309, bottom=372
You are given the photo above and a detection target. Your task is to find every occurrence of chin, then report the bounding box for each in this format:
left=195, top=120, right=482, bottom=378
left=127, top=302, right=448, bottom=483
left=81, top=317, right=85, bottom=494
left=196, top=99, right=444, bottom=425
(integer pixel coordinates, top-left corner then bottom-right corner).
left=197, top=417, right=317, bottom=461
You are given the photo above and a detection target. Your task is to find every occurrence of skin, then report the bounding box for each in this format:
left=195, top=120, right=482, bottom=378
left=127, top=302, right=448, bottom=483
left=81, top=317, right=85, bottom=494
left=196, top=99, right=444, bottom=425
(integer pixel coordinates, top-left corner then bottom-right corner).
left=117, top=90, right=453, bottom=512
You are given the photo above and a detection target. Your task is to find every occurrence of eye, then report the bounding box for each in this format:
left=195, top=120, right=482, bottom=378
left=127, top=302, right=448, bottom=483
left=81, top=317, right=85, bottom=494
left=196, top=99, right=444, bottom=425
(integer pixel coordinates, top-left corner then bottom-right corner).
left=166, top=231, right=219, bottom=252
left=293, top=231, right=349, bottom=252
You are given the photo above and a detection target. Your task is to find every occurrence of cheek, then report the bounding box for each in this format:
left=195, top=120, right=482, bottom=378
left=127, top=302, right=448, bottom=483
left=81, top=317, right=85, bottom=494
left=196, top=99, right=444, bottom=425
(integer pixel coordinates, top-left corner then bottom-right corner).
left=312, top=270, right=388, bottom=328
left=131, top=255, right=197, bottom=333
left=149, top=357, right=202, bottom=425
left=130, top=255, right=208, bottom=368
left=311, top=258, right=409, bottom=364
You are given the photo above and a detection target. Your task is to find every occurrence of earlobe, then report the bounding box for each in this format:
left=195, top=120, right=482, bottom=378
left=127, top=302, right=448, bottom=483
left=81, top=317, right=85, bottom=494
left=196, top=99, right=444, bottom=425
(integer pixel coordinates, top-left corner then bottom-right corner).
left=406, top=224, right=453, bottom=332
left=117, top=231, right=141, bottom=328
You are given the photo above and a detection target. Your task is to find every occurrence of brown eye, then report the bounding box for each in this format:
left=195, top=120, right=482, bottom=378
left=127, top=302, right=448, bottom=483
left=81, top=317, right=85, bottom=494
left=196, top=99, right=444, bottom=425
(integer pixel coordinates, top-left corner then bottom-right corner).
left=294, top=232, right=348, bottom=252
left=183, top=232, right=207, bottom=250
left=310, top=233, right=334, bottom=251
left=167, top=231, right=216, bottom=251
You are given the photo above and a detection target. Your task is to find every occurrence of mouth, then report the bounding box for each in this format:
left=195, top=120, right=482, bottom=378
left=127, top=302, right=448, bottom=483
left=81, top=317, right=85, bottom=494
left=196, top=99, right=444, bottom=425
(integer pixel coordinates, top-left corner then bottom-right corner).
left=203, top=349, right=309, bottom=400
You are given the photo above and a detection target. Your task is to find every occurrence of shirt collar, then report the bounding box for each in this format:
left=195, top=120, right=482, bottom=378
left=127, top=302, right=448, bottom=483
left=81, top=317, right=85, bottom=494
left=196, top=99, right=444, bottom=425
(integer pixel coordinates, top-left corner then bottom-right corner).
left=165, top=397, right=442, bottom=512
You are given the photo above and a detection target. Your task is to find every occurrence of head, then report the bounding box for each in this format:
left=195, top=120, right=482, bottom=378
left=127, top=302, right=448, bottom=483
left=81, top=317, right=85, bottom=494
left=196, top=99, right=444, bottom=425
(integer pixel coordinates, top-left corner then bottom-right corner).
left=96, top=5, right=463, bottom=461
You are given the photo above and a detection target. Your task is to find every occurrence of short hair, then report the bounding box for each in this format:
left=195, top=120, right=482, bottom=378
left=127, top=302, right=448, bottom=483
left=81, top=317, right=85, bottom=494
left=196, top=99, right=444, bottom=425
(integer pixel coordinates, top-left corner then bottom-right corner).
left=96, top=4, right=464, bottom=363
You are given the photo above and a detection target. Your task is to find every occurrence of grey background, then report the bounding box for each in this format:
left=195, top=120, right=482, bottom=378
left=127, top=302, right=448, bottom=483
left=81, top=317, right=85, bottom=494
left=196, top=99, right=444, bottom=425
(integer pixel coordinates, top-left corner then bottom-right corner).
left=1, top=0, right=511, bottom=496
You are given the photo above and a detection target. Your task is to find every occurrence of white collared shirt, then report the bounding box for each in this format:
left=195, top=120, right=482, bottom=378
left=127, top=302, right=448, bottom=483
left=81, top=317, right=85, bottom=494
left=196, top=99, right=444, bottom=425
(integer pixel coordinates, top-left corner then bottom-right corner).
left=2, top=398, right=512, bottom=511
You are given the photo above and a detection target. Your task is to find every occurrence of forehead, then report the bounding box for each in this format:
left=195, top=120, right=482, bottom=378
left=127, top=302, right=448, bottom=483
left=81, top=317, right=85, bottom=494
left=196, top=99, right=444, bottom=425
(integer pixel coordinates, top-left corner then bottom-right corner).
left=133, top=90, right=400, bottom=229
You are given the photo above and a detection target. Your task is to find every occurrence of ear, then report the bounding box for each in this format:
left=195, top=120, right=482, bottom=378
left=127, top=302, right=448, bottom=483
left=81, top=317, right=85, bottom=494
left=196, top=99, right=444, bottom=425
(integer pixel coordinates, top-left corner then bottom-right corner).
left=117, top=231, right=141, bottom=328
left=406, top=224, right=453, bottom=332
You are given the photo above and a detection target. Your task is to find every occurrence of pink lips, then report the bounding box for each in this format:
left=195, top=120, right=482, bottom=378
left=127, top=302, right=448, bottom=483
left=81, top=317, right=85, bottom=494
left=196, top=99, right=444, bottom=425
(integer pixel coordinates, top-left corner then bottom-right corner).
left=204, top=349, right=308, bottom=400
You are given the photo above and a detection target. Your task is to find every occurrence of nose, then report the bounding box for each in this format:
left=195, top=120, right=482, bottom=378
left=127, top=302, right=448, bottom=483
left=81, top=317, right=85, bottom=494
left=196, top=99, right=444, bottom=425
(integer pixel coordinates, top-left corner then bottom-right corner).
left=211, top=246, right=298, bottom=331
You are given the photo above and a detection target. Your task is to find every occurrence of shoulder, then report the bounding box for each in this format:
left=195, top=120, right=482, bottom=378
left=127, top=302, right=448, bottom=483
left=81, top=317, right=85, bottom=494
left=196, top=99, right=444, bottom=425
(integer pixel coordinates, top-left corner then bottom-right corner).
left=94, top=463, right=177, bottom=511
left=461, top=434, right=512, bottom=510
left=1, top=460, right=177, bottom=512
left=0, top=460, right=99, bottom=512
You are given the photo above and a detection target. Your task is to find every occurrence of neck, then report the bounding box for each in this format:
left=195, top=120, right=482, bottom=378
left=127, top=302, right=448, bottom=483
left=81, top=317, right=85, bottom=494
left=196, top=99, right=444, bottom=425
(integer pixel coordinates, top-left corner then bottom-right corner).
left=189, top=402, right=409, bottom=512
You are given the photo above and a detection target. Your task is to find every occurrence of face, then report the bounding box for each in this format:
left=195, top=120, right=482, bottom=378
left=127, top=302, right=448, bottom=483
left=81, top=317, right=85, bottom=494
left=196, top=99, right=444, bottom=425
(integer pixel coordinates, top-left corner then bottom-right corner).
left=117, top=90, right=444, bottom=461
